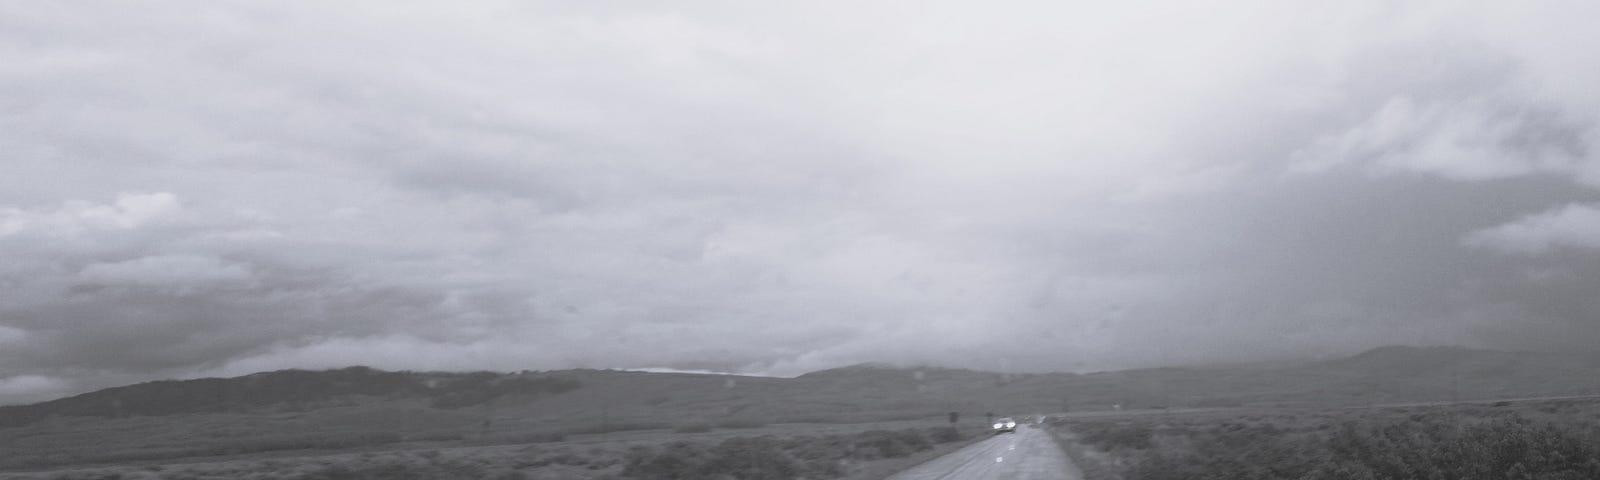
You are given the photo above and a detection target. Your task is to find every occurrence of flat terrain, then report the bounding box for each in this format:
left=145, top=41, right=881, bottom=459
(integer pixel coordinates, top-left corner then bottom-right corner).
left=888, top=427, right=1081, bottom=480
left=1046, top=396, right=1600, bottom=480
left=5, top=346, right=1599, bottom=477
left=2, top=420, right=988, bottom=480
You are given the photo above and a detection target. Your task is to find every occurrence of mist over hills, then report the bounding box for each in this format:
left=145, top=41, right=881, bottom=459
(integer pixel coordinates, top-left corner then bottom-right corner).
left=6, top=345, right=1600, bottom=470
left=7, top=345, right=1599, bottom=426
left=0, top=367, right=581, bottom=427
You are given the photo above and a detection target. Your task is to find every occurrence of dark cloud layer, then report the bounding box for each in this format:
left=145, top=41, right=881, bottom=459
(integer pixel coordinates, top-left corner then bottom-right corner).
left=2, top=1, right=1599, bottom=404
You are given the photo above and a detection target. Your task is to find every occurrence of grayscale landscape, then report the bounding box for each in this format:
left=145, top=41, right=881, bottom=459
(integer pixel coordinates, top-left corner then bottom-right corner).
left=3, top=1, right=1600, bottom=479
left=5, top=346, right=1600, bottom=478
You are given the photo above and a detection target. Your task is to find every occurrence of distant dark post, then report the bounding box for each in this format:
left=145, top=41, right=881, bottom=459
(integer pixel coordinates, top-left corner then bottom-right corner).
left=985, top=412, right=993, bottom=424
left=948, top=411, right=959, bottom=424
left=481, top=397, right=495, bottom=439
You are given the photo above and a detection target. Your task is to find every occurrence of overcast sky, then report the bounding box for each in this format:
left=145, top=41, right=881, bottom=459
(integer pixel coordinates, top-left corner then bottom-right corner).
left=3, top=1, right=1599, bottom=405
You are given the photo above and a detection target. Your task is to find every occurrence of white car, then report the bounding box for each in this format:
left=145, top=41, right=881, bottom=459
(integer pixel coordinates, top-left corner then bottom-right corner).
left=992, top=417, right=1017, bottom=434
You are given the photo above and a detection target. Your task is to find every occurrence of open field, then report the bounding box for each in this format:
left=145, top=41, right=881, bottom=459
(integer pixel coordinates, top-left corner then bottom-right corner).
left=1047, top=396, right=1600, bottom=480
left=0, top=368, right=965, bottom=472
left=2, top=421, right=990, bottom=480
left=6, top=346, right=1600, bottom=476
left=0, top=403, right=976, bottom=472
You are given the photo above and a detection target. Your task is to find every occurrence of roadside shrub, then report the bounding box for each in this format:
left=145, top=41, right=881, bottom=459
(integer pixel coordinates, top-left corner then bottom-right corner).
left=714, top=419, right=767, bottom=429
left=483, top=469, right=527, bottom=480
left=411, top=431, right=465, bottom=442
left=673, top=423, right=714, bottom=434
left=622, top=427, right=948, bottom=480
left=705, top=437, right=803, bottom=480
left=622, top=442, right=717, bottom=479
left=851, top=429, right=931, bottom=459
left=928, top=426, right=963, bottom=443
left=1074, top=412, right=1600, bottom=480
left=466, top=430, right=566, bottom=445
left=564, top=421, right=671, bottom=435
left=1078, top=422, right=1153, bottom=450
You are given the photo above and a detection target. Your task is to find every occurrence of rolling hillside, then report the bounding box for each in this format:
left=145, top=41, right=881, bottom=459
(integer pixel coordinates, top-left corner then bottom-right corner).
left=0, top=367, right=580, bottom=427
left=4, top=346, right=1599, bottom=470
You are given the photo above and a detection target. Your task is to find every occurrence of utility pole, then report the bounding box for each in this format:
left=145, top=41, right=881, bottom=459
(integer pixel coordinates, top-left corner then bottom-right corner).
left=480, top=397, right=495, bottom=440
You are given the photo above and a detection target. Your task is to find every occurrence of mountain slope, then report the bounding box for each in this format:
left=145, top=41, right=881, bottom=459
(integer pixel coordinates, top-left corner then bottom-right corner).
left=0, top=366, right=580, bottom=427
left=7, top=346, right=1599, bottom=427
left=5, top=346, right=1600, bottom=470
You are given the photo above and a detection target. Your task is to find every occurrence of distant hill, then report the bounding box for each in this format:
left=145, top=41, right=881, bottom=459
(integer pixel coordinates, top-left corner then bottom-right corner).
left=5, top=346, right=1600, bottom=470
left=6, top=346, right=1599, bottom=427
left=1286, top=345, right=1600, bottom=403
left=0, top=366, right=580, bottom=427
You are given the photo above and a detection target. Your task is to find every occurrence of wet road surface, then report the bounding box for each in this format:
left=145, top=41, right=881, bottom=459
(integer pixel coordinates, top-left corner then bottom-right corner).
left=886, top=426, right=1082, bottom=480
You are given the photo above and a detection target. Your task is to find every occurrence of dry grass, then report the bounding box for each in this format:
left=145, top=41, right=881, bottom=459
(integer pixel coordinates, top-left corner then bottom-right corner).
left=4, top=422, right=985, bottom=480
left=1048, top=397, right=1600, bottom=480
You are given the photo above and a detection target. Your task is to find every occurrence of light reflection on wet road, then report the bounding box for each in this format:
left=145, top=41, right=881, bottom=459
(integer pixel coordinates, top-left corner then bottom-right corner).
left=885, top=427, right=1082, bottom=480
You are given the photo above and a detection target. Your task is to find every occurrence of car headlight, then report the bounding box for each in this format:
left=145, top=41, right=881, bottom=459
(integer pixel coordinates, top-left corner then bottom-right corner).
left=993, top=423, right=1002, bottom=429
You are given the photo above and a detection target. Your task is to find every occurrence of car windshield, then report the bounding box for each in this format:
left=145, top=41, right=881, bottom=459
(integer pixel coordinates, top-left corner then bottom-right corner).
left=3, top=2, right=1597, bottom=480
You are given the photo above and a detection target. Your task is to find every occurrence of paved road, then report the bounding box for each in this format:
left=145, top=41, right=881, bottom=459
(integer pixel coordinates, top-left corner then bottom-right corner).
left=886, top=427, right=1081, bottom=480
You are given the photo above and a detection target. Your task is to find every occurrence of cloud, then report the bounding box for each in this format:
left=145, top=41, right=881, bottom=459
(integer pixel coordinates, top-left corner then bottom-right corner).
left=1290, top=96, right=1594, bottom=182
left=0, top=192, right=179, bottom=236
left=78, top=254, right=253, bottom=287
left=2, top=1, right=1600, bottom=404
left=0, top=325, right=27, bottom=345
left=1465, top=203, right=1600, bottom=254
left=0, top=375, right=70, bottom=405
